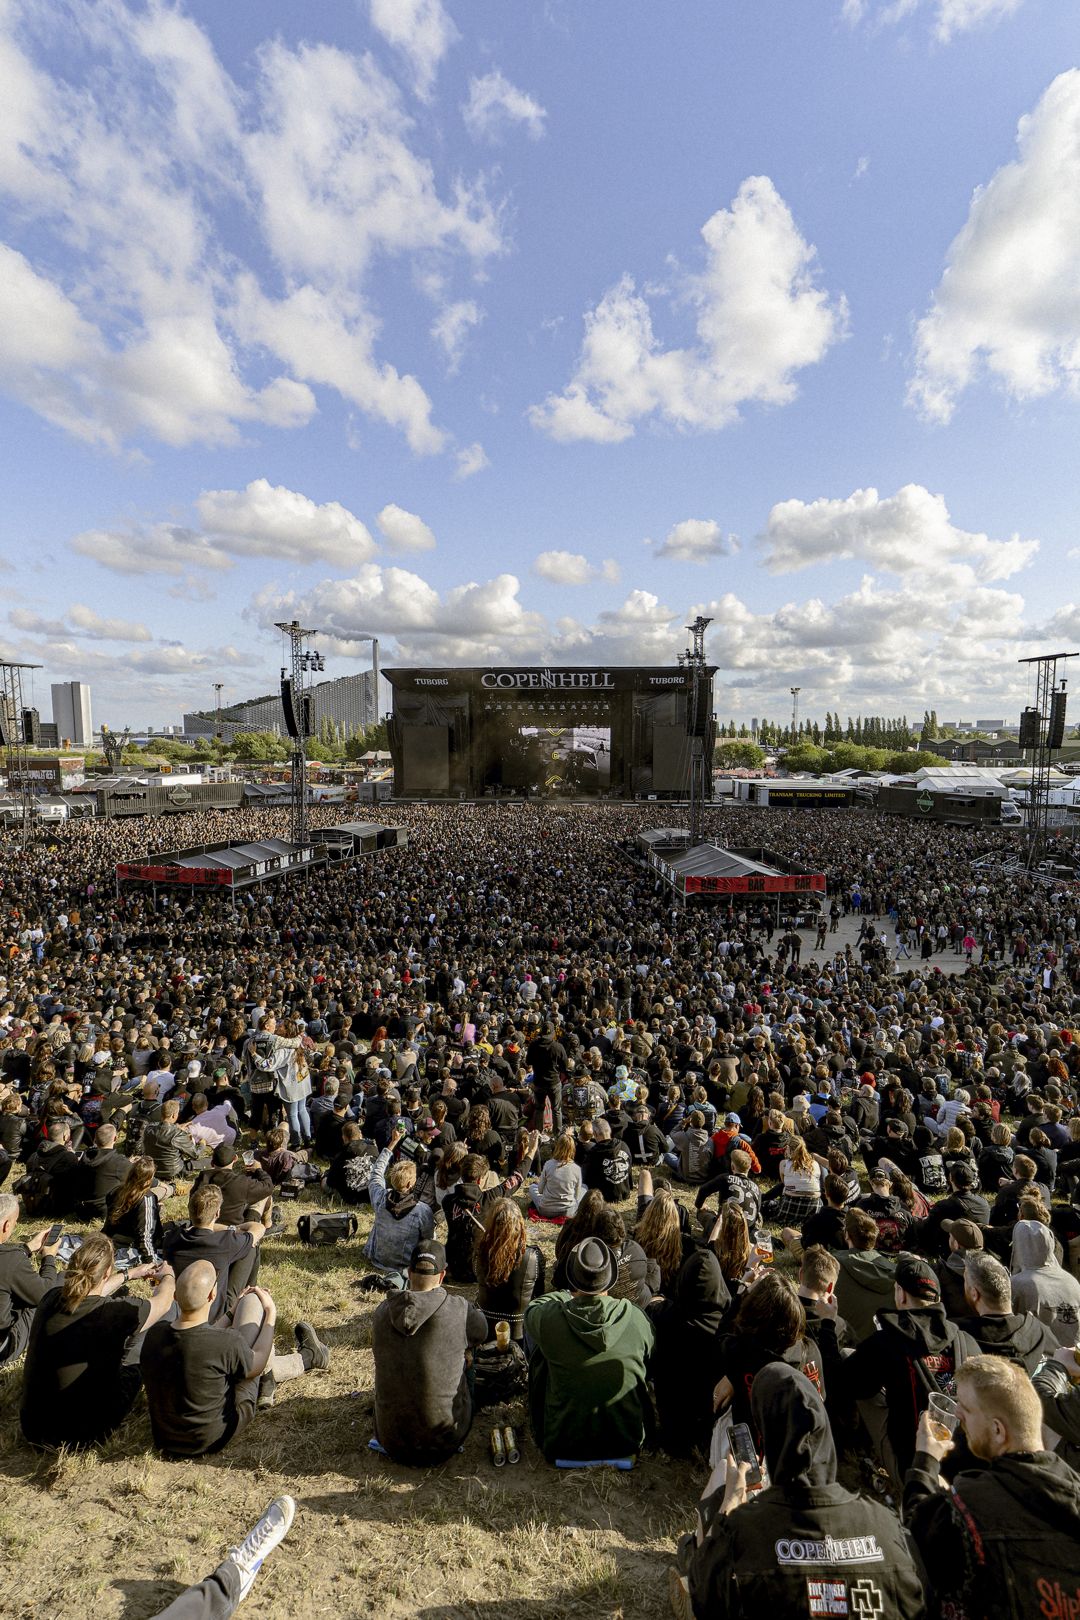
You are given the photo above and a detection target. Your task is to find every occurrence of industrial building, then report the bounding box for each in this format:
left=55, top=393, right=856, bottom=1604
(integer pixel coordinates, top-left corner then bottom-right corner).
left=184, top=668, right=391, bottom=742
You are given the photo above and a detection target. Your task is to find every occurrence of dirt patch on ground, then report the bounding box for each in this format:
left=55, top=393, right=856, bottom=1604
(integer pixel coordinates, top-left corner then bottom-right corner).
left=1, top=1196, right=702, bottom=1620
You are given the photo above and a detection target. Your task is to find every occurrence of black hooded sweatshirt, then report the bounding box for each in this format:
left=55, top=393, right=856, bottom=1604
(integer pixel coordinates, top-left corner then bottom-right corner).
left=957, top=1309, right=1059, bottom=1373
left=649, top=1249, right=731, bottom=1457
left=905, top=1445, right=1080, bottom=1620
left=845, top=1306, right=978, bottom=1479
left=688, top=1363, right=927, bottom=1618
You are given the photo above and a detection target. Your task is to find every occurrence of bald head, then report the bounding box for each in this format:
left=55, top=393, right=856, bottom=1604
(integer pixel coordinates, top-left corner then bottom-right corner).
left=175, top=1259, right=217, bottom=1313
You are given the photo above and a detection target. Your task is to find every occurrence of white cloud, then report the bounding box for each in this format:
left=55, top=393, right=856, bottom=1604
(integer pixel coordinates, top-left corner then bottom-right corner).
left=844, top=0, right=1024, bottom=38
left=368, top=0, right=457, bottom=99
left=256, top=565, right=546, bottom=661
left=72, top=522, right=234, bottom=577
left=530, top=177, right=846, bottom=442
left=0, top=5, right=504, bottom=455
left=463, top=71, right=547, bottom=142
left=376, top=503, right=437, bottom=553
left=431, top=300, right=482, bottom=371
left=652, top=519, right=736, bottom=563
left=532, top=551, right=620, bottom=586
left=854, top=155, right=870, bottom=181
left=73, top=481, right=377, bottom=575
left=909, top=72, right=1080, bottom=423
left=235, top=280, right=447, bottom=456
left=454, top=442, right=490, bottom=479
left=761, top=484, right=1037, bottom=583
left=197, top=480, right=375, bottom=568
left=68, top=604, right=153, bottom=642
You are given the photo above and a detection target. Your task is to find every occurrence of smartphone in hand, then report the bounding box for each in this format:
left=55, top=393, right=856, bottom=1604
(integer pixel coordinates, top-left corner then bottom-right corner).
left=729, top=1422, right=763, bottom=1488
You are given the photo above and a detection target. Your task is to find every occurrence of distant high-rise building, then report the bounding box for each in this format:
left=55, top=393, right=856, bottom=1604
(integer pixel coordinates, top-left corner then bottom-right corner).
left=51, top=681, right=93, bottom=746
left=750, top=717, right=759, bottom=737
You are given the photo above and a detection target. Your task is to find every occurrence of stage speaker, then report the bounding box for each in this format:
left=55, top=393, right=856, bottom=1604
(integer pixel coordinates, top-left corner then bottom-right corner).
left=687, top=677, right=711, bottom=737
left=1019, top=707, right=1042, bottom=750
left=281, top=678, right=300, bottom=740
left=301, top=695, right=313, bottom=738
left=653, top=723, right=692, bottom=791
left=402, top=724, right=450, bottom=792
left=1048, top=690, right=1068, bottom=750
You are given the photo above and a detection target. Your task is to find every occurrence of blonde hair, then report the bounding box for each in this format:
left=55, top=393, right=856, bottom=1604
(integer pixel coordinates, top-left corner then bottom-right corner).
left=956, top=1355, right=1043, bottom=1449
left=552, top=1132, right=576, bottom=1164
left=634, top=1190, right=684, bottom=1287
left=61, top=1233, right=114, bottom=1312
left=388, top=1160, right=417, bottom=1193
left=784, top=1136, right=814, bottom=1177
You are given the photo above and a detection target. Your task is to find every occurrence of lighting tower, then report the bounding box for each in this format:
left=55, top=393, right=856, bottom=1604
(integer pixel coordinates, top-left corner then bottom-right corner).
left=790, top=686, right=801, bottom=744
left=213, top=683, right=224, bottom=742
left=685, top=615, right=713, bottom=846
left=274, top=620, right=323, bottom=845
left=1018, top=650, right=1077, bottom=868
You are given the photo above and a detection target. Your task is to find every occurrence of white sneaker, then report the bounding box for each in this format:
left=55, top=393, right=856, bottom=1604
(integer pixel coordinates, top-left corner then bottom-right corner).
left=227, top=1494, right=297, bottom=1603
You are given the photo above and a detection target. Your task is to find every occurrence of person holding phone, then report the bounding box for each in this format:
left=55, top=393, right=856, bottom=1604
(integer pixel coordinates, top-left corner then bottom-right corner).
left=671, top=1363, right=925, bottom=1620
left=20, top=1233, right=176, bottom=1449
left=0, top=1191, right=61, bottom=1368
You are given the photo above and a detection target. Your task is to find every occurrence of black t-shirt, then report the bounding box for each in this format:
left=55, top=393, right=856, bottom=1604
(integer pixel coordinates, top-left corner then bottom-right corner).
left=20, top=1286, right=150, bottom=1448
left=141, top=1320, right=255, bottom=1457
left=161, top=1224, right=254, bottom=1322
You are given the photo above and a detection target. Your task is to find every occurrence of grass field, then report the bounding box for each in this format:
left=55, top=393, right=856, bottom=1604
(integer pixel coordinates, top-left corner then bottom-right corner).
left=0, top=1183, right=707, bottom=1620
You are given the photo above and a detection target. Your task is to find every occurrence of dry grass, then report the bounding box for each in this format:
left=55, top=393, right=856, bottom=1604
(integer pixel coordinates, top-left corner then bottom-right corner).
left=1, top=1183, right=709, bottom=1620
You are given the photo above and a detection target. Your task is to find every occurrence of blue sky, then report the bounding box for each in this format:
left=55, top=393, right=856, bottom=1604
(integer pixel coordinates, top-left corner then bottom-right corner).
left=0, top=0, right=1077, bottom=730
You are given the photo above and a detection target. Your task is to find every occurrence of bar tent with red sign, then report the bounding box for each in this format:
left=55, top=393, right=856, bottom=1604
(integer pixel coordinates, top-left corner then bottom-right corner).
left=639, top=832, right=826, bottom=917
left=115, top=838, right=327, bottom=900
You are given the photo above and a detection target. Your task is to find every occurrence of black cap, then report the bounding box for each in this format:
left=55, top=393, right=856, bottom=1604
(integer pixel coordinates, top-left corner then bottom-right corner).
left=894, top=1252, right=941, bottom=1302
left=409, top=1239, right=447, bottom=1276
left=950, top=1160, right=977, bottom=1186
left=565, top=1237, right=618, bottom=1295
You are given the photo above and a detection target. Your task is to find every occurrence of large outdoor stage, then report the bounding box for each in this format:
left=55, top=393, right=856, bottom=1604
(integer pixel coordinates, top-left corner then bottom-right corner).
left=386, top=665, right=716, bottom=800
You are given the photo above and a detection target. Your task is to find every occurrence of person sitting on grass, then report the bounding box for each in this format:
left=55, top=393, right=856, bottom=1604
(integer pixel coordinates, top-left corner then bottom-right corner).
left=473, top=1198, right=546, bottom=1342
left=372, top=1238, right=488, bottom=1466
left=20, top=1233, right=175, bottom=1450
left=162, top=1182, right=265, bottom=1324
left=193, top=1142, right=274, bottom=1229
left=140, top=1263, right=329, bottom=1457
left=531, top=1130, right=583, bottom=1219
left=0, top=1191, right=60, bottom=1368
left=366, top=1124, right=436, bottom=1289
left=103, top=1155, right=165, bottom=1263
left=524, top=1236, right=656, bottom=1465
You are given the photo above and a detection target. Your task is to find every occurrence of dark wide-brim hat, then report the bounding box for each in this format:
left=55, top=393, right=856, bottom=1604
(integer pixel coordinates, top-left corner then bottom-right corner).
left=565, top=1237, right=618, bottom=1295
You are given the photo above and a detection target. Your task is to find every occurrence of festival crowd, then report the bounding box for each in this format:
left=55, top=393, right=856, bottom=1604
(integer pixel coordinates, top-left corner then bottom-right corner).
left=1, top=799, right=1079, bottom=1618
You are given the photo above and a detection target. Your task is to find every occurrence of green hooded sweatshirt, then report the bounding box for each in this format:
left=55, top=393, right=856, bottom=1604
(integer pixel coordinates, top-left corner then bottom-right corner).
left=834, top=1249, right=898, bottom=1342
left=524, top=1290, right=655, bottom=1463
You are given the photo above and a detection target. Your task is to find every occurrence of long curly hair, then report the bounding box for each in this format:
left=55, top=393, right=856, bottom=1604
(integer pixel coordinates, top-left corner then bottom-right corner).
left=475, top=1197, right=526, bottom=1287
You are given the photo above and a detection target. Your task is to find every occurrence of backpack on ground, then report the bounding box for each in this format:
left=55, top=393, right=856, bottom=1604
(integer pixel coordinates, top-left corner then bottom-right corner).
left=297, top=1211, right=358, bottom=1246
left=473, top=1339, right=528, bottom=1408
